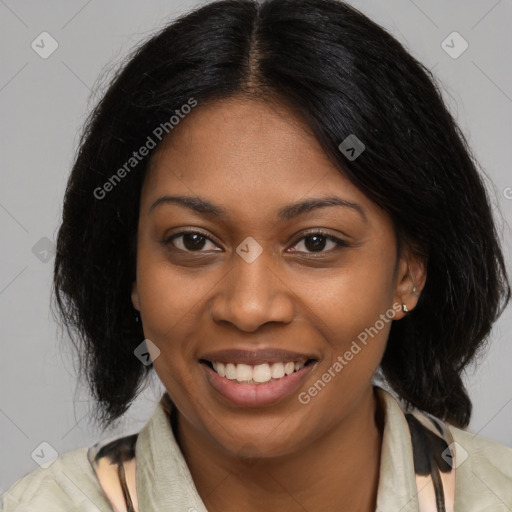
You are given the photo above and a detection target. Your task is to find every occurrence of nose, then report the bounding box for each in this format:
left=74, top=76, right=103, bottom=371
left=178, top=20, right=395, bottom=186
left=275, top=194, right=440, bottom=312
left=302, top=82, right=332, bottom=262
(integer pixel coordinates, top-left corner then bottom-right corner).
left=210, top=245, right=295, bottom=332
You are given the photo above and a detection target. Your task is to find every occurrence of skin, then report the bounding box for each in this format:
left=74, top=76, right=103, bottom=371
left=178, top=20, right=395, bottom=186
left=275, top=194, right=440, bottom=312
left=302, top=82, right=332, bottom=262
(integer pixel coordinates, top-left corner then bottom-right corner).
left=131, top=96, right=426, bottom=512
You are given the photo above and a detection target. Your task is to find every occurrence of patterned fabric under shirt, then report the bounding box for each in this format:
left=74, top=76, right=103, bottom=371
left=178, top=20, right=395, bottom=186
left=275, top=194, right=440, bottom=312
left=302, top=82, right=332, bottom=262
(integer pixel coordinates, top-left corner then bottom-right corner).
left=87, top=392, right=457, bottom=512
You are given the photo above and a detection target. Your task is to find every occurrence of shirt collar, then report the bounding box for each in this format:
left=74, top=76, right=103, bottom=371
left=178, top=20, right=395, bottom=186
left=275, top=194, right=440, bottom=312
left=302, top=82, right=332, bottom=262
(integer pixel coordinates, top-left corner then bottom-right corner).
left=374, top=386, right=421, bottom=511
left=135, top=392, right=207, bottom=511
left=135, top=385, right=425, bottom=511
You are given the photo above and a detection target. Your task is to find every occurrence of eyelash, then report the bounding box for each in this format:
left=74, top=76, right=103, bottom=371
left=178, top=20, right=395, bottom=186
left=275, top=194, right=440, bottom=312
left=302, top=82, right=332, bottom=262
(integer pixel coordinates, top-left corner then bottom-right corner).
left=162, top=229, right=349, bottom=255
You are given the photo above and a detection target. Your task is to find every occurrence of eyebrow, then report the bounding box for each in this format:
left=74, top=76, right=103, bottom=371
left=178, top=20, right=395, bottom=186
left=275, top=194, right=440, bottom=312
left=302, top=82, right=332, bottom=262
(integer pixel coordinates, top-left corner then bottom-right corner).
left=148, top=194, right=367, bottom=223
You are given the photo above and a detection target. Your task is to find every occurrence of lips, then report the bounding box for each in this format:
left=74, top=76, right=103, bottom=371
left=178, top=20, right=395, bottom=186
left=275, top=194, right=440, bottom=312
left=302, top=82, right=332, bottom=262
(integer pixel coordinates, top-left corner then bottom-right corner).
left=199, top=347, right=319, bottom=407
left=200, top=360, right=316, bottom=407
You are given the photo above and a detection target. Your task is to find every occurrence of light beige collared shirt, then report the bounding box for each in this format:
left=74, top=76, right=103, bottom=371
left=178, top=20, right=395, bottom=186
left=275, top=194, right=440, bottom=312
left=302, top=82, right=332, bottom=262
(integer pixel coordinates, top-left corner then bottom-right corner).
left=2, top=386, right=511, bottom=511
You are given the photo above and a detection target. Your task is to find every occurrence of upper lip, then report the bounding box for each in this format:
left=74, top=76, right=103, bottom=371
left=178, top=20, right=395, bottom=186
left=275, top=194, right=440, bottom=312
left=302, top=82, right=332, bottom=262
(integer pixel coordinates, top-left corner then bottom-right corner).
left=200, top=348, right=318, bottom=366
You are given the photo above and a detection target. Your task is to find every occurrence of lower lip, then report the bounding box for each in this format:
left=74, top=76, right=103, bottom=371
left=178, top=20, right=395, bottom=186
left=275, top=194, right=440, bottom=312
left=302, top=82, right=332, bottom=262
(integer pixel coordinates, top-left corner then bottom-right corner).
left=200, top=362, right=315, bottom=408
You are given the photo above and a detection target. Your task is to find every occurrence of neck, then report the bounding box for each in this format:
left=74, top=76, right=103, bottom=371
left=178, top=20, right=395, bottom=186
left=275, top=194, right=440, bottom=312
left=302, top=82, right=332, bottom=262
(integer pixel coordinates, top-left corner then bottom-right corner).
left=174, top=386, right=384, bottom=512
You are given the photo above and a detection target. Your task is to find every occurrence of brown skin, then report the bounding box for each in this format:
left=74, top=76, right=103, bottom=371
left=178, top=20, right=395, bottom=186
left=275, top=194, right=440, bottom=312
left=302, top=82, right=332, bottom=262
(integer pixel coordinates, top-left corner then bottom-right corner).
left=131, top=96, right=426, bottom=511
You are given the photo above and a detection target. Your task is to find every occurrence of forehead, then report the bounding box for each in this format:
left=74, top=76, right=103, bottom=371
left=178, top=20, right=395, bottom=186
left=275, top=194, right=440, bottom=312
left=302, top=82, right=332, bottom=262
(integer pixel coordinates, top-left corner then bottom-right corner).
left=141, top=97, right=381, bottom=223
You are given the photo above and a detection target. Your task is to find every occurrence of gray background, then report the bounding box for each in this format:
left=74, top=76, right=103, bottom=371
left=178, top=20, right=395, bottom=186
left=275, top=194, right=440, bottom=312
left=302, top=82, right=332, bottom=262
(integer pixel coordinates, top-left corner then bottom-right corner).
left=1, top=0, right=511, bottom=490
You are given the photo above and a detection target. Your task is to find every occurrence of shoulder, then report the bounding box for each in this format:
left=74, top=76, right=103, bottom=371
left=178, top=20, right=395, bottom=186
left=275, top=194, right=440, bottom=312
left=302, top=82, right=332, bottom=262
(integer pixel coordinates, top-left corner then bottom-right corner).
left=1, top=446, right=114, bottom=511
left=449, top=425, right=512, bottom=476
left=448, top=425, right=512, bottom=509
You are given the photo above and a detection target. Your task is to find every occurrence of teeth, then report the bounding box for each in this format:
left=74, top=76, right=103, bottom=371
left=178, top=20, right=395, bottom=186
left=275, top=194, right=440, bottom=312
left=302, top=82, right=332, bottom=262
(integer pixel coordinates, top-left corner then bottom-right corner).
left=236, top=363, right=253, bottom=382
left=253, top=363, right=271, bottom=383
left=284, top=362, right=295, bottom=375
left=225, top=363, right=237, bottom=380
left=211, top=360, right=307, bottom=384
left=271, top=362, right=285, bottom=379
left=217, top=362, right=226, bottom=377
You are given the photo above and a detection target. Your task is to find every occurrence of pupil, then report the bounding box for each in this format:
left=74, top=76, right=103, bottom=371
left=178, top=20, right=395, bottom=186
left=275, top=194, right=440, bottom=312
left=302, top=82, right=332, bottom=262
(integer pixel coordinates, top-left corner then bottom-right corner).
left=184, top=233, right=206, bottom=251
left=305, top=235, right=326, bottom=252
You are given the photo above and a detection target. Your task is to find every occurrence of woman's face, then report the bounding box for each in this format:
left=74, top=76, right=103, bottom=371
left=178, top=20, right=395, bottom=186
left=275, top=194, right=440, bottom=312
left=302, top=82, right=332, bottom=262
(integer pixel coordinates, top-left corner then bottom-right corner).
left=132, top=96, right=423, bottom=457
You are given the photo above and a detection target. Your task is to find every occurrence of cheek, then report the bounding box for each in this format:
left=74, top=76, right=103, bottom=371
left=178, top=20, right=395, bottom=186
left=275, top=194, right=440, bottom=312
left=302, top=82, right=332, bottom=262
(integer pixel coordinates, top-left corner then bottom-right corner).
left=300, top=251, right=396, bottom=385
left=304, top=251, right=396, bottom=335
left=135, top=243, right=211, bottom=339
left=299, top=275, right=392, bottom=421
left=135, top=252, right=200, bottom=396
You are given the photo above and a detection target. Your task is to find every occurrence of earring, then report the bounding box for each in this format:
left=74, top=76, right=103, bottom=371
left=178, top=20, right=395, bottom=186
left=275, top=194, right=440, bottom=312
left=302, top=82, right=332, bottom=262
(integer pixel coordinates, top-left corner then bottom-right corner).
left=135, top=311, right=141, bottom=323
left=402, top=304, right=409, bottom=313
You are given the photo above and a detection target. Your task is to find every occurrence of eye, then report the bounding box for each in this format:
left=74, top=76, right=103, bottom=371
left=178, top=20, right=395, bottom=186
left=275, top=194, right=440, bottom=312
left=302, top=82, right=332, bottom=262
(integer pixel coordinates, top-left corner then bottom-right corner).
left=289, top=231, right=348, bottom=254
left=163, top=229, right=348, bottom=254
left=163, top=231, right=221, bottom=252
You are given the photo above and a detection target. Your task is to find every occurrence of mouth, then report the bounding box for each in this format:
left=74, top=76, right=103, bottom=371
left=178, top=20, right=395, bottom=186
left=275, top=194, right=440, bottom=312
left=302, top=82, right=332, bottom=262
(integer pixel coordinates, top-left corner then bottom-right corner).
left=198, top=347, right=320, bottom=407
left=199, top=357, right=318, bottom=408
left=199, top=358, right=317, bottom=385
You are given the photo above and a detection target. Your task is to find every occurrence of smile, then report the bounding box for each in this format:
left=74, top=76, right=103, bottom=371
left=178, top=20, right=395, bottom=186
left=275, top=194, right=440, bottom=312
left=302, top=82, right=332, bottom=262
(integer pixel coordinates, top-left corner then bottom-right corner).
left=199, top=358, right=318, bottom=407
left=204, top=360, right=313, bottom=384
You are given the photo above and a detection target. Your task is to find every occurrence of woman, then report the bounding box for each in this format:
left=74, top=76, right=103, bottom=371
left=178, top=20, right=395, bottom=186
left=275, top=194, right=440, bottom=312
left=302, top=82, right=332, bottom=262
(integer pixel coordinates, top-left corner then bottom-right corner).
left=2, top=0, right=511, bottom=510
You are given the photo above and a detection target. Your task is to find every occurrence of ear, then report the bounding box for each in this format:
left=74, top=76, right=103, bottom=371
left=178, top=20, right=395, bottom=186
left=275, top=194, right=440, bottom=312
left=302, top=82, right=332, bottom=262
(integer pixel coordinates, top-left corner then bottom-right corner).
left=131, top=281, right=140, bottom=311
left=392, top=248, right=427, bottom=320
